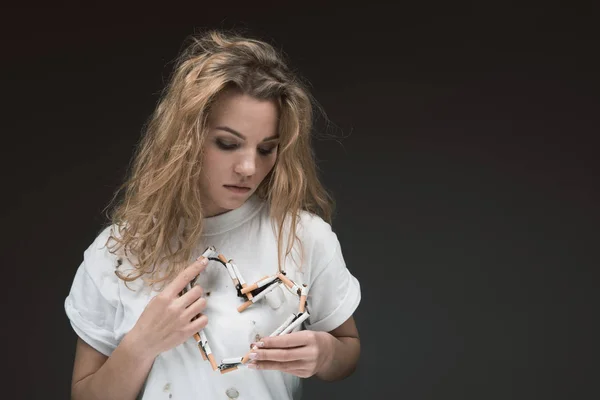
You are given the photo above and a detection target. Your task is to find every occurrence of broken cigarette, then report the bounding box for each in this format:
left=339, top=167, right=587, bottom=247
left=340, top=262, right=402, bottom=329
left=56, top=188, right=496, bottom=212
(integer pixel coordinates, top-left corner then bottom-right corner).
left=241, top=350, right=254, bottom=364
left=277, top=273, right=294, bottom=289
left=187, top=245, right=311, bottom=375
left=269, top=314, right=296, bottom=337
left=230, top=261, right=253, bottom=299
left=280, top=312, right=310, bottom=335
left=299, top=285, right=308, bottom=313
left=208, top=353, right=218, bottom=371
left=237, top=300, right=253, bottom=313
left=241, top=275, right=275, bottom=294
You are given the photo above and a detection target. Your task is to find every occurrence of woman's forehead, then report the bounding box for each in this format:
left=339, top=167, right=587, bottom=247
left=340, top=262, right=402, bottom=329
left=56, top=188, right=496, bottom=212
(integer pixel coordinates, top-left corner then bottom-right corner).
left=208, top=92, right=279, bottom=138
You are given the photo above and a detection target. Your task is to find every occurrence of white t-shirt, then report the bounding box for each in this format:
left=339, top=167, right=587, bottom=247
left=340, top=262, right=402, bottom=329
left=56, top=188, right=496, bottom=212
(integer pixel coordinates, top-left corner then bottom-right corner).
left=64, top=194, right=361, bottom=400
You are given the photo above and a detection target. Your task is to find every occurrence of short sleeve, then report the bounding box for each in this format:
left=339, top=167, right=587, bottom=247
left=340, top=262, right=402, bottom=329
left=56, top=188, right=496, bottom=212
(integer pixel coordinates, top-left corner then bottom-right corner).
left=64, top=226, right=121, bottom=356
left=300, top=217, right=361, bottom=332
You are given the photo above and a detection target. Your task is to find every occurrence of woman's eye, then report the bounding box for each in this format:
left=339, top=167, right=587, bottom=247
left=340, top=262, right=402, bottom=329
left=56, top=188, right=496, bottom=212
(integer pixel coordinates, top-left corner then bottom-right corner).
left=258, top=146, right=277, bottom=156
left=216, top=139, right=276, bottom=155
left=216, top=139, right=238, bottom=150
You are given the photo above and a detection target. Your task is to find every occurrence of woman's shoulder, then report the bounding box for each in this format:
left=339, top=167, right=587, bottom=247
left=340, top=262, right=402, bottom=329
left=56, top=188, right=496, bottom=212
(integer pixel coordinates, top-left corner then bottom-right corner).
left=294, top=210, right=339, bottom=250
left=297, top=210, right=333, bottom=235
left=79, top=224, right=124, bottom=287
left=84, top=224, right=123, bottom=260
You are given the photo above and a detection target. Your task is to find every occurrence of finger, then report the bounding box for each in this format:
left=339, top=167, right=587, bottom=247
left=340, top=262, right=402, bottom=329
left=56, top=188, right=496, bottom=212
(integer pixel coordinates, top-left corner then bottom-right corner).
left=250, top=347, right=306, bottom=363
left=182, top=297, right=207, bottom=321
left=248, top=360, right=305, bottom=372
left=163, top=257, right=208, bottom=298
left=255, top=331, right=310, bottom=349
left=188, top=314, right=209, bottom=332
left=174, top=284, right=203, bottom=308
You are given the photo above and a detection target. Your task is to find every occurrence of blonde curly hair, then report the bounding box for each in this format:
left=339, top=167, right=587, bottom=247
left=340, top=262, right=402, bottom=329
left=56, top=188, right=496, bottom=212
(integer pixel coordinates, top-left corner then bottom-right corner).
left=102, top=29, right=334, bottom=290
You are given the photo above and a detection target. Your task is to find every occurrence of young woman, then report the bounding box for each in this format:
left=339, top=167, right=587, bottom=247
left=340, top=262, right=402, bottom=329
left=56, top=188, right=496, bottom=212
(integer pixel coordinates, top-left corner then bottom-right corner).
left=64, top=29, right=361, bottom=400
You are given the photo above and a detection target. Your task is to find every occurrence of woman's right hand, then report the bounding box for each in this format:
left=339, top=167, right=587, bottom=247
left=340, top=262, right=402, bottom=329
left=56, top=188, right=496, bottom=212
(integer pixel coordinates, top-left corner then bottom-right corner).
left=127, top=257, right=209, bottom=359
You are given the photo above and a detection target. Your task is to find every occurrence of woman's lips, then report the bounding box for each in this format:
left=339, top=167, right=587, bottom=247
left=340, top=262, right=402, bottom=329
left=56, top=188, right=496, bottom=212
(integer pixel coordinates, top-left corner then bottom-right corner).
left=224, top=185, right=251, bottom=194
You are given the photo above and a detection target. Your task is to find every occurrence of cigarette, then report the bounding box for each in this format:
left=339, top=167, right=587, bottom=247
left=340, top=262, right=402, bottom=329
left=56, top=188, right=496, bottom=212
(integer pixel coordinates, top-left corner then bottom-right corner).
left=208, top=353, right=218, bottom=370
left=241, top=284, right=253, bottom=299
left=198, top=346, right=207, bottom=360
left=228, top=269, right=239, bottom=285
left=200, top=246, right=217, bottom=259
left=298, top=298, right=306, bottom=313
left=241, top=349, right=254, bottom=364
left=217, top=257, right=238, bottom=284
left=299, top=285, right=308, bottom=313
left=277, top=273, right=295, bottom=289
left=197, top=331, right=213, bottom=365
left=230, top=261, right=245, bottom=285
left=240, top=283, right=258, bottom=294
left=197, top=344, right=207, bottom=360
left=238, top=281, right=281, bottom=312
left=278, top=273, right=303, bottom=294
left=220, top=366, right=238, bottom=374
left=269, top=314, right=296, bottom=337
left=280, top=312, right=310, bottom=335
left=229, top=261, right=254, bottom=299
left=250, top=281, right=281, bottom=303
left=193, top=332, right=207, bottom=360
left=199, top=331, right=213, bottom=356
left=237, top=300, right=253, bottom=312
left=298, top=296, right=306, bottom=314
left=241, top=275, right=275, bottom=294
left=200, top=333, right=217, bottom=370
left=221, top=357, right=243, bottom=365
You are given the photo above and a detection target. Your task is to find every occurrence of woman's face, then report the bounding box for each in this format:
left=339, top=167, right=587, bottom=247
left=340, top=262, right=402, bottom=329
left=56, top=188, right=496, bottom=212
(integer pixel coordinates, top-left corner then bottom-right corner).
left=199, top=89, right=279, bottom=217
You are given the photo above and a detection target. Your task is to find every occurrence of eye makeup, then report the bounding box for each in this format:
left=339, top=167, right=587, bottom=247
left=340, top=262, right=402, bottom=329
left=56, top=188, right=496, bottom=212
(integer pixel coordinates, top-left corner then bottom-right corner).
left=215, top=138, right=277, bottom=156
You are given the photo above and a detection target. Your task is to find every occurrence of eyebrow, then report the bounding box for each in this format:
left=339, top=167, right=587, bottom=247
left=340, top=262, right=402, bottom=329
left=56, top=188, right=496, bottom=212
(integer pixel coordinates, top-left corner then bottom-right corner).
left=215, top=126, right=279, bottom=142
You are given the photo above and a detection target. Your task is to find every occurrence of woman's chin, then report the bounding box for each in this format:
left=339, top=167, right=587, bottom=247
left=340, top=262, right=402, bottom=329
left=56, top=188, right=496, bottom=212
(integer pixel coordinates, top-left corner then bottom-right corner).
left=218, top=197, right=247, bottom=211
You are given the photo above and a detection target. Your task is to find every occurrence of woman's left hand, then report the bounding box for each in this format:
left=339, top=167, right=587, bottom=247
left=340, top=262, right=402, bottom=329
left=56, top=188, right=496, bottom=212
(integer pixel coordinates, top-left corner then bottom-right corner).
left=247, top=330, right=335, bottom=378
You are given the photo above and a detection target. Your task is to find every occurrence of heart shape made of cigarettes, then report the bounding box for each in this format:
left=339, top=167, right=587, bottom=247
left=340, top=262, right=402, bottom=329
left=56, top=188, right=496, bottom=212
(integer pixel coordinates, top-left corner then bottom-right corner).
left=180, top=245, right=310, bottom=374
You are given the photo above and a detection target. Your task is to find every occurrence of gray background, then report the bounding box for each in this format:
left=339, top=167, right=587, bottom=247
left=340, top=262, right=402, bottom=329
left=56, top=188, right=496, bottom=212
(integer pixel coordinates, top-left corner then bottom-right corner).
left=3, top=2, right=598, bottom=399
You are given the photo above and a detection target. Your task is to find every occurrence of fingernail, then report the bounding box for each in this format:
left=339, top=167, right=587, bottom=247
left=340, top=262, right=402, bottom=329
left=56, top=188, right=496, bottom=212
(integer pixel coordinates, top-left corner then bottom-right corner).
left=249, top=352, right=258, bottom=360
left=254, top=341, right=264, bottom=348
left=248, top=363, right=258, bottom=369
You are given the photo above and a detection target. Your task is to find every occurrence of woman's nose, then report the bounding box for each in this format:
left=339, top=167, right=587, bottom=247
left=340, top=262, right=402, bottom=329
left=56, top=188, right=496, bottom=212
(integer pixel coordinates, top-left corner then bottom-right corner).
left=234, top=154, right=256, bottom=177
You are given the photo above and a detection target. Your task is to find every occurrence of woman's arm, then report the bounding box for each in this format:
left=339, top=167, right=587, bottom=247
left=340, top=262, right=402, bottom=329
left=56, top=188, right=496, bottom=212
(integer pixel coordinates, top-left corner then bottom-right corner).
left=71, top=333, right=155, bottom=400
left=70, top=257, right=209, bottom=400
left=247, top=315, right=360, bottom=380
left=314, top=315, right=361, bottom=381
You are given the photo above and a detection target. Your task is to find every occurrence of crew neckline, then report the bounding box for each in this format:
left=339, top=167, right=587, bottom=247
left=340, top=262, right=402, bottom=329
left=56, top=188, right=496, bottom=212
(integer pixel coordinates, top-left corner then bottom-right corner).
left=201, top=194, right=265, bottom=236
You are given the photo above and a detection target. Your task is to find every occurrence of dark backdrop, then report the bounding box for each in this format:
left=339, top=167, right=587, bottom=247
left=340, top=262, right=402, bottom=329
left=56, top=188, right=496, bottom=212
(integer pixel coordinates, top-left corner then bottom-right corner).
left=3, top=2, right=598, bottom=399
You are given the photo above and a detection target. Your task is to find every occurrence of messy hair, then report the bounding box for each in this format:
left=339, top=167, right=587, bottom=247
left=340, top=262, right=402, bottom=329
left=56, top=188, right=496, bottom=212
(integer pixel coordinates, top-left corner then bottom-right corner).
left=102, top=29, right=334, bottom=289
